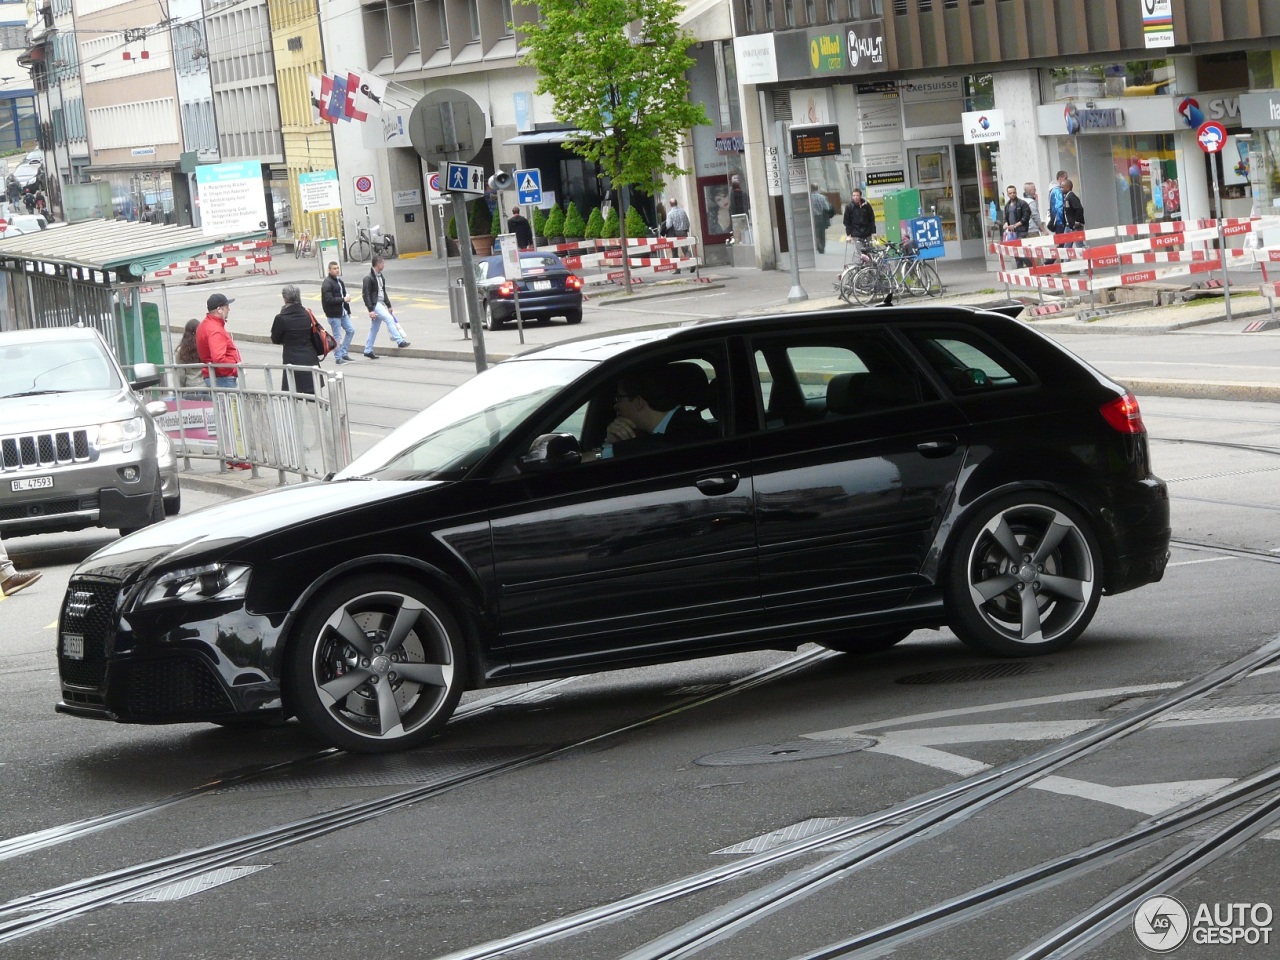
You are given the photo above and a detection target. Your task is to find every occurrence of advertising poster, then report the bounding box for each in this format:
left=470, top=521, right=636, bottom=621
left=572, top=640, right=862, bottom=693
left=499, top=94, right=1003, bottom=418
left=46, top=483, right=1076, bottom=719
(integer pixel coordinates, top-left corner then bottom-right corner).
left=195, top=161, right=269, bottom=236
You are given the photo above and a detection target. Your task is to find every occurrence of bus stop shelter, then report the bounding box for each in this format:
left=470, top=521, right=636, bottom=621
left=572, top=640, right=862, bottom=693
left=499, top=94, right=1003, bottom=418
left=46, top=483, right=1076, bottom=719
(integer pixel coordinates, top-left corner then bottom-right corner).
left=0, top=219, right=269, bottom=369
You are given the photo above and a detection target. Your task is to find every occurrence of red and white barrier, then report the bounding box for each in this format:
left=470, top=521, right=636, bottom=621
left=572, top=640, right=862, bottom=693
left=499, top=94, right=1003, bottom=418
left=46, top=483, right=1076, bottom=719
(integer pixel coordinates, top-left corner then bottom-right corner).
left=538, top=236, right=701, bottom=285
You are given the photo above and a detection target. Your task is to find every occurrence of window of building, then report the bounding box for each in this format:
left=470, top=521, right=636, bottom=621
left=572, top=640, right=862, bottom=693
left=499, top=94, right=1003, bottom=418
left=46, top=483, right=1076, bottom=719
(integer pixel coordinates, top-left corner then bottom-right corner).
left=438, top=0, right=449, bottom=46
left=501, top=0, right=514, bottom=35
left=764, top=0, right=775, bottom=29
left=744, top=0, right=756, bottom=31
left=1043, top=60, right=1175, bottom=101
left=468, top=0, right=481, bottom=40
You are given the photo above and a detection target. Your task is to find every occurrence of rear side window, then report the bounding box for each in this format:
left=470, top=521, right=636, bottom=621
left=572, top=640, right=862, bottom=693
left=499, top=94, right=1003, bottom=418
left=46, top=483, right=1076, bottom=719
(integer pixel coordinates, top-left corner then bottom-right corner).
left=903, top=328, right=1033, bottom=395
left=751, top=330, right=936, bottom=429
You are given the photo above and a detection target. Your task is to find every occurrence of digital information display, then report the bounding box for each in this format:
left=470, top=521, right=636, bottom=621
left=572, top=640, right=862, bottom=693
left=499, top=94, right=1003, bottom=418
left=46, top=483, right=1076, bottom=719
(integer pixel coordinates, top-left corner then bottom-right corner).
left=789, top=124, right=840, bottom=158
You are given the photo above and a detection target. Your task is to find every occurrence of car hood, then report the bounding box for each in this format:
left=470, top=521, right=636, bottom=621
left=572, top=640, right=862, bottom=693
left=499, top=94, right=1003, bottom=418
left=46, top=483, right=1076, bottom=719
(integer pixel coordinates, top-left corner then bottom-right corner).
left=0, top=388, right=138, bottom=432
left=74, top=478, right=446, bottom=580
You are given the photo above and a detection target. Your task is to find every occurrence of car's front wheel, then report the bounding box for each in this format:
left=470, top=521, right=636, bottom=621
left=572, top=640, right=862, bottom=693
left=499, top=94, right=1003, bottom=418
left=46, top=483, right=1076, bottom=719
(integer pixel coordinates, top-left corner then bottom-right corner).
left=286, top=574, right=467, bottom=753
left=945, top=494, right=1101, bottom=657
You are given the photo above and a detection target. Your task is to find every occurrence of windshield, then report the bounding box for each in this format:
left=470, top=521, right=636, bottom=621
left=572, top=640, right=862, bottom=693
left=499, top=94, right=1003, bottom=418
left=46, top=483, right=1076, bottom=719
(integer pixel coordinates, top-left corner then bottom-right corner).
left=335, top=358, right=596, bottom=481
left=0, top=338, right=122, bottom=398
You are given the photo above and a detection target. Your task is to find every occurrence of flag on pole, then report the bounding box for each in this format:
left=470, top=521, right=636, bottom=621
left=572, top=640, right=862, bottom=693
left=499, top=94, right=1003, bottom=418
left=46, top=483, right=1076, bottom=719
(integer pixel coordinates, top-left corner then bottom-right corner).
left=351, top=70, right=389, bottom=118
left=318, top=74, right=337, bottom=123
left=328, top=74, right=351, bottom=122
left=308, top=74, right=324, bottom=125
left=344, top=72, right=368, bottom=122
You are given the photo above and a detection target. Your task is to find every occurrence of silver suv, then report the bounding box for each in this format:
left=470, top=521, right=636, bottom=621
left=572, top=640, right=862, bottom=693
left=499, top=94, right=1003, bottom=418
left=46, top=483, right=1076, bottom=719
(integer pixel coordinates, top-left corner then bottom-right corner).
left=0, top=327, right=180, bottom=537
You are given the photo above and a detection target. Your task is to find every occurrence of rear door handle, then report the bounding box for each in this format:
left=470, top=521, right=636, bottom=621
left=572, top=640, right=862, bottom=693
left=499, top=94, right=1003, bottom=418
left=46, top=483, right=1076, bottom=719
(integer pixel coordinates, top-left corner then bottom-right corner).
left=917, top=436, right=958, bottom=458
left=696, top=471, right=740, bottom=495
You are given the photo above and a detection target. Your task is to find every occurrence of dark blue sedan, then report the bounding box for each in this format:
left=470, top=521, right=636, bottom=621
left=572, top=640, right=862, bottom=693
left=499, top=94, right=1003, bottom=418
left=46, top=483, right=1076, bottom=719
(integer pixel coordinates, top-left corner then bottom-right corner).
left=474, top=252, right=584, bottom=329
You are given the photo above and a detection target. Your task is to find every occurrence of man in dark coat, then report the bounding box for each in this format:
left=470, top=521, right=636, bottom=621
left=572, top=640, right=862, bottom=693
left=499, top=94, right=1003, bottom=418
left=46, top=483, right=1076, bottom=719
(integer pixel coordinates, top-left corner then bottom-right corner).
left=360, top=256, right=410, bottom=358
left=593, top=364, right=717, bottom=459
left=507, top=207, right=534, bottom=249
left=843, top=188, right=876, bottom=250
left=1002, top=184, right=1032, bottom=267
left=320, top=261, right=354, bottom=364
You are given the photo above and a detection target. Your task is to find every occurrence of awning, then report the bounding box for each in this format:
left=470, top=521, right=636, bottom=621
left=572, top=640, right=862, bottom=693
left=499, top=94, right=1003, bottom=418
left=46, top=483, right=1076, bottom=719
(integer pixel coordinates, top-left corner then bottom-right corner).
left=0, top=219, right=270, bottom=280
left=503, top=129, right=582, bottom=146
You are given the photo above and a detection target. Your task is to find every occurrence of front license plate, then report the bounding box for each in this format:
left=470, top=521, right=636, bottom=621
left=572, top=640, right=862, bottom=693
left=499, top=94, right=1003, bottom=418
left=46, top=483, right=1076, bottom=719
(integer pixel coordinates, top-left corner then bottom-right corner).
left=532, top=280, right=551, bottom=291
left=63, top=634, right=84, bottom=660
left=11, top=475, right=53, bottom=492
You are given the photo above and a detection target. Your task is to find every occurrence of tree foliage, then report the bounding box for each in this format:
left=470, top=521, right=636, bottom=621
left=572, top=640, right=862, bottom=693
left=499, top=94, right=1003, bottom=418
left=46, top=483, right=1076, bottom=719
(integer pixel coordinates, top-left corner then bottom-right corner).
left=625, top=204, right=649, bottom=238
left=563, top=202, right=587, bottom=239
left=543, top=203, right=565, bottom=238
left=601, top=206, right=620, bottom=239
left=532, top=204, right=547, bottom=238
left=584, top=206, right=605, bottom=239
left=516, top=0, right=708, bottom=192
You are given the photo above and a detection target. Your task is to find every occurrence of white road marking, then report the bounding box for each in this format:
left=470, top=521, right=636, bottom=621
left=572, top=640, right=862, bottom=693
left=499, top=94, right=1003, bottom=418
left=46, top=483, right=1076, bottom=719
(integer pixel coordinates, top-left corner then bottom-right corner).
left=1167, top=555, right=1238, bottom=567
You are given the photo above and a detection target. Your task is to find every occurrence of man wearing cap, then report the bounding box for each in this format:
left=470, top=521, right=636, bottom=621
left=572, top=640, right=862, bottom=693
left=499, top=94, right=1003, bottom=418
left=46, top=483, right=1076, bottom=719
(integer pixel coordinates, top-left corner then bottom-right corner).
left=196, top=293, right=241, bottom=388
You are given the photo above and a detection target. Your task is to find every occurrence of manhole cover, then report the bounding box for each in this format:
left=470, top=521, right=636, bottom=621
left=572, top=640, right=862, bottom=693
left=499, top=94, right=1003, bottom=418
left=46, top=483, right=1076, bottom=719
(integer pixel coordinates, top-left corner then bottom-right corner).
left=896, top=662, right=1050, bottom=685
left=695, top=738, right=875, bottom=767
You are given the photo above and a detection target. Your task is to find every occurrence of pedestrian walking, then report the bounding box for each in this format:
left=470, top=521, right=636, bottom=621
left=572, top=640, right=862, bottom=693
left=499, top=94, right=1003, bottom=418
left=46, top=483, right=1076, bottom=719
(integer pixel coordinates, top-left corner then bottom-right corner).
left=196, top=292, right=250, bottom=469
left=360, top=256, right=410, bottom=358
left=320, top=261, right=355, bottom=364
left=1023, top=182, right=1046, bottom=236
left=1002, top=184, right=1032, bottom=268
left=842, top=188, right=876, bottom=253
left=1046, top=170, right=1068, bottom=235
left=1062, top=178, right=1085, bottom=234
left=0, top=534, right=41, bottom=597
left=507, top=207, right=534, bottom=250
left=271, top=284, right=321, bottom=395
left=661, top=197, right=690, bottom=238
left=810, top=184, right=834, bottom=254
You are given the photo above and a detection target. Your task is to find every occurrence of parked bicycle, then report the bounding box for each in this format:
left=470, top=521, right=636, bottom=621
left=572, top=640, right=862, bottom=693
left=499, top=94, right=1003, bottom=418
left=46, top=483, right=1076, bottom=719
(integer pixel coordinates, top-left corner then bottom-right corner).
left=294, top=231, right=314, bottom=258
left=347, top=224, right=396, bottom=263
left=838, top=238, right=942, bottom=305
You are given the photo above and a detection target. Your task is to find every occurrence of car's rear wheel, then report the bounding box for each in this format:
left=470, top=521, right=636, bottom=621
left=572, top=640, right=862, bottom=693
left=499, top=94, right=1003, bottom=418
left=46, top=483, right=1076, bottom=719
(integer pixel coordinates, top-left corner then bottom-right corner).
left=565, top=308, right=582, bottom=325
left=945, top=494, right=1101, bottom=657
left=286, top=574, right=466, bottom=753
left=819, top=627, right=913, bottom=654
left=482, top=303, right=502, bottom=330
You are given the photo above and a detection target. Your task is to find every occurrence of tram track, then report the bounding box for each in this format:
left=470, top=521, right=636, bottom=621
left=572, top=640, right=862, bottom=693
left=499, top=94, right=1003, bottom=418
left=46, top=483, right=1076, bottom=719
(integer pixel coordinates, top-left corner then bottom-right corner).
left=429, top=635, right=1280, bottom=960
left=0, top=649, right=833, bottom=944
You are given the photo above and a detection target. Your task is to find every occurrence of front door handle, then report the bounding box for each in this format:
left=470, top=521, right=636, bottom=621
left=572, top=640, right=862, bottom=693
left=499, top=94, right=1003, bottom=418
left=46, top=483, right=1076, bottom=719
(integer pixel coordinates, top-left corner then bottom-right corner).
left=696, top=471, right=740, bottom=495
left=917, top=436, right=958, bottom=458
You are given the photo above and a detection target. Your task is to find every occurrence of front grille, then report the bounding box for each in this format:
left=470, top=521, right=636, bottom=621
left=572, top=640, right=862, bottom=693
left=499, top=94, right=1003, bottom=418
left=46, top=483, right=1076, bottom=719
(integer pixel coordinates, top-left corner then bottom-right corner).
left=117, top=659, right=233, bottom=719
left=1, top=429, right=92, bottom=473
left=59, top=578, right=120, bottom=689
left=0, top=496, right=95, bottom=523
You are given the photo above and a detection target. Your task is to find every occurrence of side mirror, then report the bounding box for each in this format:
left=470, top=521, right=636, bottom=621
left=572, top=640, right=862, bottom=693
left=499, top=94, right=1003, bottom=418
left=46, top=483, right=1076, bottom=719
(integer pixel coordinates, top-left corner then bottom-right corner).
left=144, top=400, right=168, bottom=418
left=518, top=433, right=582, bottom=473
left=130, top=362, right=162, bottom=390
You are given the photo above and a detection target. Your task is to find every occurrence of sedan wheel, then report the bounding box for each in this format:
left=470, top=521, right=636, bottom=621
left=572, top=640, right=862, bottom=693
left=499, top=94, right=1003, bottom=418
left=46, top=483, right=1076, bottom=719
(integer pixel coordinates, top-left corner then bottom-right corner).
left=565, top=308, right=582, bottom=325
left=945, top=495, right=1101, bottom=657
left=483, top=303, right=502, bottom=330
left=286, top=575, right=467, bottom=753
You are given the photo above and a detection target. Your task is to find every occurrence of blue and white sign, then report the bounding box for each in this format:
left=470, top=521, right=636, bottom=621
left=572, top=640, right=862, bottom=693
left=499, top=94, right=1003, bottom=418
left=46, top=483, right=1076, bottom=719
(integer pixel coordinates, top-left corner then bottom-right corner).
left=298, top=169, right=341, bottom=213
left=515, top=168, right=542, bottom=205
left=445, top=162, right=485, bottom=195
left=194, top=160, right=268, bottom=237
left=907, top=216, right=945, bottom=260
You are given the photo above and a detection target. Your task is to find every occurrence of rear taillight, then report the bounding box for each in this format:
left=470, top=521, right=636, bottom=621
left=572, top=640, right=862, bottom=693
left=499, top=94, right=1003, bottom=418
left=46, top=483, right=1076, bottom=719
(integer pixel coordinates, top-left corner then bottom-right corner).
left=497, top=281, right=515, bottom=297
left=1100, top=392, right=1146, bottom=434
left=565, top=274, right=583, bottom=291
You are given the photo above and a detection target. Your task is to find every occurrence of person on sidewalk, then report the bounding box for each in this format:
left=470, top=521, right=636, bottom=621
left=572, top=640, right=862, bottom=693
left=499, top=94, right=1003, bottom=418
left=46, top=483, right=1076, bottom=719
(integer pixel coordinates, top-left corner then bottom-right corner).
left=810, top=184, right=834, bottom=254
left=508, top=207, right=534, bottom=250
left=195, top=292, right=250, bottom=470
left=1002, top=184, right=1032, bottom=268
left=0, top=535, right=40, bottom=597
left=271, top=283, right=321, bottom=395
left=321, top=261, right=355, bottom=364
left=661, top=197, right=690, bottom=238
left=842, top=188, right=876, bottom=253
left=360, top=256, right=410, bottom=359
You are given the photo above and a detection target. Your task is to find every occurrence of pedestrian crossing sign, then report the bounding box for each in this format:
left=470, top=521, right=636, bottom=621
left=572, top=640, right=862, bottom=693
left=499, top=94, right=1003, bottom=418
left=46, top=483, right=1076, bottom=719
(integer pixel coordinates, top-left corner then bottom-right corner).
left=516, top=168, right=542, bottom=205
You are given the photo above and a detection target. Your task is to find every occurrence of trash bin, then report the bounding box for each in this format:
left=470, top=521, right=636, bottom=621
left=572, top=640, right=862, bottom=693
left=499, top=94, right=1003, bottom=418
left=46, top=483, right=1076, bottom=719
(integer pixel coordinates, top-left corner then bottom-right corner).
left=449, top=281, right=469, bottom=328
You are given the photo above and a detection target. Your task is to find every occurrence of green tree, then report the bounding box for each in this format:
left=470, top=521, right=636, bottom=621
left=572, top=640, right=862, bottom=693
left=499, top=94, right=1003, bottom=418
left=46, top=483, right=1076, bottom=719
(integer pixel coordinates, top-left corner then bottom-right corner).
left=490, top=203, right=503, bottom=237
left=601, top=206, right=620, bottom=239
left=563, top=202, right=586, bottom=239
left=543, top=203, right=565, bottom=239
left=584, top=206, right=605, bottom=239
left=516, top=0, right=708, bottom=289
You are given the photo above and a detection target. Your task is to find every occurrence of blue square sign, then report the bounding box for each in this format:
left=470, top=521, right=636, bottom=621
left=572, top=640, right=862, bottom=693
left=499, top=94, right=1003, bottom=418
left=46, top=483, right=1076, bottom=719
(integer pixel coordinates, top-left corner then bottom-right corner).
left=516, top=168, right=542, bottom=205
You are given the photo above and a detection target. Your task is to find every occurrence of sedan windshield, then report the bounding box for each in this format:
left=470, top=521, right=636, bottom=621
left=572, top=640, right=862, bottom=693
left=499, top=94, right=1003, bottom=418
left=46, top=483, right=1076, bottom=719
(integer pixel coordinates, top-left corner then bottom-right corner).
left=335, top=358, right=595, bottom=481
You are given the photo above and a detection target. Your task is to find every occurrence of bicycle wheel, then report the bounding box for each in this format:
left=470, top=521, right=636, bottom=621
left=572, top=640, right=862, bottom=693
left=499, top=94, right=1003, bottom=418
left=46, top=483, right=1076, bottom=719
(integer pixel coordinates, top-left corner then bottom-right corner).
left=837, top=265, right=860, bottom=304
left=850, top=263, right=889, bottom=306
left=294, top=237, right=307, bottom=259
left=917, top=260, right=943, bottom=298
left=348, top=238, right=372, bottom=263
left=901, top=259, right=928, bottom=297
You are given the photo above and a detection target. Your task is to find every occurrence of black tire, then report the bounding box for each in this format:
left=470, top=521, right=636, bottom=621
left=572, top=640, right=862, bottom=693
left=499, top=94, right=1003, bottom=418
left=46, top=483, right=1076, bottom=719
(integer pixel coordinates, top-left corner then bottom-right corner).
left=348, top=238, right=372, bottom=263
left=163, top=491, right=182, bottom=517
left=565, top=309, right=582, bottom=325
left=482, top=302, right=502, bottom=330
left=944, top=494, right=1102, bottom=657
left=819, top=628, right=913, bottom=655
left=118, top=481, right=165, bottom=537
left=285, top=574, right=467, bottom=753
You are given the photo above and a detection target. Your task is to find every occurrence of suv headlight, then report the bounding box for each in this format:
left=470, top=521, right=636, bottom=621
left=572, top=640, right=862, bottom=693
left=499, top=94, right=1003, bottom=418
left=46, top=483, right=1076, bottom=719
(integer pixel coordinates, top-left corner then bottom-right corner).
left=96, top=416, right=147, bottom=447
left=138, top=563, right=252, bottom=608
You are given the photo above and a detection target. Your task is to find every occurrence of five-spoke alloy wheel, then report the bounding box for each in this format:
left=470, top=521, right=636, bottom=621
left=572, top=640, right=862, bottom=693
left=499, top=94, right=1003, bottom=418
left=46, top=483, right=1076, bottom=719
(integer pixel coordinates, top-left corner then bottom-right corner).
left=945, top=494, right=1101, bottom=657
left=287, top=575, right=466, bottom=752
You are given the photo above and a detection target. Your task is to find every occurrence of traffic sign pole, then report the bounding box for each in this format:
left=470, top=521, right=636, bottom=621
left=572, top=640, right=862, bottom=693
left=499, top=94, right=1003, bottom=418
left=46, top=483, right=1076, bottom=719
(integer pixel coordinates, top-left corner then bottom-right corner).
left=1198, top=120, right=1232, bottom=324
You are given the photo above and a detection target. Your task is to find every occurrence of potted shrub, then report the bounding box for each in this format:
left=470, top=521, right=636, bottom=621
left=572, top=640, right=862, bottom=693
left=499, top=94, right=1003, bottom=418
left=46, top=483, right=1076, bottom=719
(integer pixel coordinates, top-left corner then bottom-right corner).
left=469, top=199, right=494, bottom=256
left=543, top=203, right=565, bottom=244
left=601, top=207, right=620, bottom=240
left=584, top=207, right=604, bottom=242
left=446, top=214, right=460, bottom=257
left=532, top=205, right=547, bottom=246
left=562, top=202, right=586, bottom=242
left=625, top=205, right=649, bottom=242
left=490, top=203, right=503, bottom=239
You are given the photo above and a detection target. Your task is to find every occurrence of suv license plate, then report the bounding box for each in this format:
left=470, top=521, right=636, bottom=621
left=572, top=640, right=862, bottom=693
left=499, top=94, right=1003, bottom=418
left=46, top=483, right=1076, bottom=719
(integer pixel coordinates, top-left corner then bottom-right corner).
left=532, top=280, right=552, bottom=291
left=63, top=635, right=84, bottom=660
left=11, top=476, right=53, bottom=492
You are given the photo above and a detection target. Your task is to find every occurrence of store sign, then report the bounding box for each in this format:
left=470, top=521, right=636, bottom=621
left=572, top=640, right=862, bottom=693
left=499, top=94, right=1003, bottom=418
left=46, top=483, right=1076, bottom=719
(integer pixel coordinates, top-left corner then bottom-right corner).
left=1240, top=92, right=1280, bottom=128
left=1141, top=0, right=1175, bottom=48
left=846, top=19, right=886, bottom=73
left=1064, top=103, right=1124, bottom=134
left=715, top=130, right=745, bottom=153
left=734, top=34, right=778, bottom=85
left=901, top=77, right=963, bottom=103
left=809, top=34, right=844, bottom=73
left=961, top=109, right=1006, bottom=143
left=866, top=170, right=905, bottom=187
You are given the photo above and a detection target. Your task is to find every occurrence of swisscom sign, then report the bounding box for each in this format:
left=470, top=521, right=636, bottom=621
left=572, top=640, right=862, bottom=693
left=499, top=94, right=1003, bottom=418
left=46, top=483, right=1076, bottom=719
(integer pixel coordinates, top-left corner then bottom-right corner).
left=961, top=109, right=1006, bottom=144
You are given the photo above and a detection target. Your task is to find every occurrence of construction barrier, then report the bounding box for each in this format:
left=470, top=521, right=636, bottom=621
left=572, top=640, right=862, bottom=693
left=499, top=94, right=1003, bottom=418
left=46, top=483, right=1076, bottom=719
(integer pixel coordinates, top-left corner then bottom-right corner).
left=991, top=216, right=1280, bottom=301
left=144, top=238, right=278, bottom=283
left=537, top=236, right=701, bottom=285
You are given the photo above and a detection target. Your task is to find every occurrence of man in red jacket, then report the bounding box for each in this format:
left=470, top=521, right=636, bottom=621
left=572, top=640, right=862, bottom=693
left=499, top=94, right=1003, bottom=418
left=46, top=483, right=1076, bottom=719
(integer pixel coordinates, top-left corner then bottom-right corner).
left=195, top=292, right=250, bottom=469
left=196, top=293, right=241, bottom=387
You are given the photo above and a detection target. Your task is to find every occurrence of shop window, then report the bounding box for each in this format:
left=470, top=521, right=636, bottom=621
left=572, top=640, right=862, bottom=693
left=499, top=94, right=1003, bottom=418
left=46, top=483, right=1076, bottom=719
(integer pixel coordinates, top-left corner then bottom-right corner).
left=1042, top=60, right=1175, bottom=102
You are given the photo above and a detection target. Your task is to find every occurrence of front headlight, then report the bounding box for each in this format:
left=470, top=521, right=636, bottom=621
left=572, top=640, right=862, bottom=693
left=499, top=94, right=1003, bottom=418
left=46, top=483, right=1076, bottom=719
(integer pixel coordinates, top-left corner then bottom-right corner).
left=97, top=416, right=147, bottom=447
left=138, top=563, right=252, bottom=608
left=156, top=430, right=174, bottom=466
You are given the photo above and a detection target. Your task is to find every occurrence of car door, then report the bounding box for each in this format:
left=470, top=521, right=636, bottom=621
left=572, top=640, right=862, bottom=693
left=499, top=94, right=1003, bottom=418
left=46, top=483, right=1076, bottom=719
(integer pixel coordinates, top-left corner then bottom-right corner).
left=747, top=326, right=967, bottom=619
left=485, top=344, right=760, bottom=673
